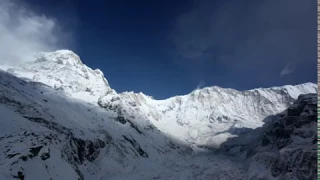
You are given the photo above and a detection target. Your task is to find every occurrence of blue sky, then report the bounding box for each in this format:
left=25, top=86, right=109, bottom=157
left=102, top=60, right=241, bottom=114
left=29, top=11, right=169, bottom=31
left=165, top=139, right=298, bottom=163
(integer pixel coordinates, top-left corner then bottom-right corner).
left=18, top=0, right=317, bottom=99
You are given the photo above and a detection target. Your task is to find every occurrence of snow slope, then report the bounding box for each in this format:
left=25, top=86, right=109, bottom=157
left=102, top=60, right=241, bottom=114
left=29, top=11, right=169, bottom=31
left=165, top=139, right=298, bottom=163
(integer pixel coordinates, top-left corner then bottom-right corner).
left=0, top=50, right=317, bottom=180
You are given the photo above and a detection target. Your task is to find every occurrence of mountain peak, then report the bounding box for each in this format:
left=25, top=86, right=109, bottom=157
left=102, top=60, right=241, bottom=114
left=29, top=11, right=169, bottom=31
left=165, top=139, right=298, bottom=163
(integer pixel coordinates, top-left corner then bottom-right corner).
left=0, top=50, right=111, bottom=103
left=35, top=50, right=83, bottom=67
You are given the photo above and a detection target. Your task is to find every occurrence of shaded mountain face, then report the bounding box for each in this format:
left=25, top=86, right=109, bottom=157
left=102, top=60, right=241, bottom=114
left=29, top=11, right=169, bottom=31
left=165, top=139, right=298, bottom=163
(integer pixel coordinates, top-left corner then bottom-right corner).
left=0, top=50, right=317, bottom=180
left=249, top=94, right=317, bottom=180
left=220, top=93, right=317, bottom=180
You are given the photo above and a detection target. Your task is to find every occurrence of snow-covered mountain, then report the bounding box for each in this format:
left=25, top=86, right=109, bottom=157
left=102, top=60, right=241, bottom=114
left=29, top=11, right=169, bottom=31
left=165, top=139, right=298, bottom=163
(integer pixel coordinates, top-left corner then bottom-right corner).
left=0, top=50, right=317, bottom=180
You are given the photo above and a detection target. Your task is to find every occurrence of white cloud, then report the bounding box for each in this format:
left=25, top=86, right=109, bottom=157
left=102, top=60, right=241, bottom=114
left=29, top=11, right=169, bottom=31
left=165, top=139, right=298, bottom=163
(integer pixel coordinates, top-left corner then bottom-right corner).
left=0, top=0, right=64, bottom=64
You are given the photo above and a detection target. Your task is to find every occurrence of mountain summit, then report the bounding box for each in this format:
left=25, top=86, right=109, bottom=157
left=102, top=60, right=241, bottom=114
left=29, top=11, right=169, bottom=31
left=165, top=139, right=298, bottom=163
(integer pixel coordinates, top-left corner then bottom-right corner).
left=35, top=50, right=84, bottom=66
left=4, top=50, right=111, bottom=102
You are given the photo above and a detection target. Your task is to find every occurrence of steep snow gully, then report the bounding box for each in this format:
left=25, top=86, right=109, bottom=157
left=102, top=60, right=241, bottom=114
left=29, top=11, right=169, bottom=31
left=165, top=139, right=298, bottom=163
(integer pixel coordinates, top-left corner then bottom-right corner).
left=0, top=50, right=317, bottom=180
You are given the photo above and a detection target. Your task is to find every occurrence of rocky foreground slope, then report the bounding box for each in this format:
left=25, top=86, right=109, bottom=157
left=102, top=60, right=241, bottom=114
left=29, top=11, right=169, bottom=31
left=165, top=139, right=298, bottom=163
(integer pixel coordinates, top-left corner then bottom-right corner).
left=0, top=50, right=317, bottom=180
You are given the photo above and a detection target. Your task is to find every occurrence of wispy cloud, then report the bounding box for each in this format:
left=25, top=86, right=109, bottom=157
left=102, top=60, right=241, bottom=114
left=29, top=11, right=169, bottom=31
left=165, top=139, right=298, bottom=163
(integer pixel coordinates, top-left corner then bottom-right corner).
left=0, top=0, right=71, bottom=64
left=280, top=62, right=296, bottom=76
left=195, top=80, right=205, bottom=90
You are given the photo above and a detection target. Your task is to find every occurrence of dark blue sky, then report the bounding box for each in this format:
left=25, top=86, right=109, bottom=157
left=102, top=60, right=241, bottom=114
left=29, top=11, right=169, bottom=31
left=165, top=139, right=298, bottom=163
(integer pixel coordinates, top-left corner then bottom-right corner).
left=23, top=0, right=316, bottom=99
